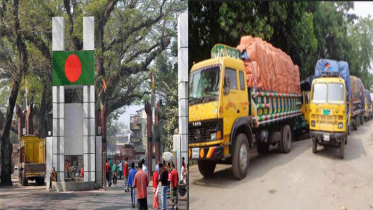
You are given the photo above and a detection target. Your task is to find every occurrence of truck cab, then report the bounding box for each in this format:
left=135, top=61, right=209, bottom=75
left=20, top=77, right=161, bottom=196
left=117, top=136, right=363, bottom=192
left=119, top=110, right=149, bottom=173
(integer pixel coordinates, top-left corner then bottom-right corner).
left=189, top=44, right=252, bottom=179
left=309, top=76, right=349, bottom=158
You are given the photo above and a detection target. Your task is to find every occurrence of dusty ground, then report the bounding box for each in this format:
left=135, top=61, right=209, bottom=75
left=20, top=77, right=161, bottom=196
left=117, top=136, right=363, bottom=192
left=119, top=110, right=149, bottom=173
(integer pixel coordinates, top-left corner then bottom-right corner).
left=0, top=178, right=187, bottom=210
left=189, top=121, right=373, bottom=210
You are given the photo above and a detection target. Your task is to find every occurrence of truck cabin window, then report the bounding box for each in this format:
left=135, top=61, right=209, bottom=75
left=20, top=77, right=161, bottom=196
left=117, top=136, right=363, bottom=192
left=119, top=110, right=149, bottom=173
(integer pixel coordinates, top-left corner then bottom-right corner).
left=312, top=83, right=327, bottom=103
left=189, top=65, right=220, bottom=104
left=224, top=68, right=238, bottom=91
left=328, top=83, right=344, bottom=103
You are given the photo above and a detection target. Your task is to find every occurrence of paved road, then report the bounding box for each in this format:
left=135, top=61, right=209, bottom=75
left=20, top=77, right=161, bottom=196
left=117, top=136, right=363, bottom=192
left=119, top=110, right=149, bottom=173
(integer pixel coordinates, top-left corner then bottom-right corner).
left=189, top=121, right=373, bottom=210
left=0, top=179, right=187, bottom=210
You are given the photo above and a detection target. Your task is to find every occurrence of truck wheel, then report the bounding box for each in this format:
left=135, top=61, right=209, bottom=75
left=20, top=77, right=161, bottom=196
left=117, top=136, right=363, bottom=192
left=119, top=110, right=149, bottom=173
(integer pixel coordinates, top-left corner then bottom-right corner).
left=198, top=160, right=216, bottom=178
left=345, top=133, right=348, bottom=145
left=340, top=138, right=345, bottom=159
left=281, top=125, right=292, bottom=153
left=22, top=175, right=28, bottom=186
left=40, top=177, right=45, bottom=186
left=312, top=138, right=317, bottom=153
left=347, top=124, right=351, bottom=135
left=353, top=118, right=358, bottom=130
left=232, top=133, right=249, bottom=180
left=357, top=115, right=360, bottom=128
left=257, top=141, right=269, bottom=154
left=360, top=114, right=364, bottom=125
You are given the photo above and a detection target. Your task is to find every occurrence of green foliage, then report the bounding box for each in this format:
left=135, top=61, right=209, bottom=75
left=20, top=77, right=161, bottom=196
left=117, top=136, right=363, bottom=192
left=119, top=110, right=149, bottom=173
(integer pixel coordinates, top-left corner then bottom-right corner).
left=189, top=2, right=373, bottom=90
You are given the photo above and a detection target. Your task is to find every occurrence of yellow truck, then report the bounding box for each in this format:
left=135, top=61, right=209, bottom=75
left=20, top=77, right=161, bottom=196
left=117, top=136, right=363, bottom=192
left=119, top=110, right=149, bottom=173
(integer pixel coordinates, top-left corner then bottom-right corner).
left=188, top=44, right=308, bottom=180
left=309, top=59, right=351, bottom=159
left=18, top=136, right=46, bottom=186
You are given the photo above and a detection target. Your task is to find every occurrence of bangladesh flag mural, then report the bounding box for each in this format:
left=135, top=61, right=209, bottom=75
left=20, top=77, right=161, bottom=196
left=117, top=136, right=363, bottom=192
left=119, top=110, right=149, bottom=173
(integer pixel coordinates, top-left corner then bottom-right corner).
left=52, top=51, right=94, bottom=86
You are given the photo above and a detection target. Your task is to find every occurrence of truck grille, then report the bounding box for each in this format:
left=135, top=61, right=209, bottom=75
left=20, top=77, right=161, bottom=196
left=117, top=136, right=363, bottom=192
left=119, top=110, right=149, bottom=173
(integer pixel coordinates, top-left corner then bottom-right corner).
left=189, top=119, right=222, bottom=143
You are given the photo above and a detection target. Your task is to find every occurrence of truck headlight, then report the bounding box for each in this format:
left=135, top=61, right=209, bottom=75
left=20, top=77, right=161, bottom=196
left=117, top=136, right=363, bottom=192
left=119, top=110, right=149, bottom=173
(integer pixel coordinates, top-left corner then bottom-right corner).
left=311, top=121, right=315, bottom=127
left=338, top=122, right=343, bottom=129
left=211, top=132, right=217, bottom=140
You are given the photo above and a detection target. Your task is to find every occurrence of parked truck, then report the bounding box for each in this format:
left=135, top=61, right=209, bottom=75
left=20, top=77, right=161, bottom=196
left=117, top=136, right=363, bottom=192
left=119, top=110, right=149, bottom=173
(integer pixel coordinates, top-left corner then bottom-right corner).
left=364, top=89, right=372, bottom=121
left=309, top=59, right=351, bottom=159
left=188, top=37, right=308, bottom=180
left=18, top=136, right=46, bottom=186
left=350, top=76, right=366, bottom=128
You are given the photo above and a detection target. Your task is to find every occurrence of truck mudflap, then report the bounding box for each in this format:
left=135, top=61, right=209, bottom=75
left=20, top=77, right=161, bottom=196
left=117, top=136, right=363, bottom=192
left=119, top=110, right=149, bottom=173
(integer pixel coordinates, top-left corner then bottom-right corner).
left=189, top=146, right=224, bottom=160
left=310, top=131, right=345, bottom=146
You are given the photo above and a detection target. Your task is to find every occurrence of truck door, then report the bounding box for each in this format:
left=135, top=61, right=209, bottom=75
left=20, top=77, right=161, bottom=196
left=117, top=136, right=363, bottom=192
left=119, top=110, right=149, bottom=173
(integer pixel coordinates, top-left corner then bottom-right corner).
left=222, top=67, right=241, bottom=136
left=238, top=70, right=249, bottom=116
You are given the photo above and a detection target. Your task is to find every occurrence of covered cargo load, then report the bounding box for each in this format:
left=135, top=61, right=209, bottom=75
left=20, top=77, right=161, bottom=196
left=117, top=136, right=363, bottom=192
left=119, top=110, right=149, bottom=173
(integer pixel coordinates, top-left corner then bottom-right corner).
left=350, top=76, right=365, bottom=113
left=314, top=59, right=351, bottom=115
left=237, top=36, right=300, bottom=94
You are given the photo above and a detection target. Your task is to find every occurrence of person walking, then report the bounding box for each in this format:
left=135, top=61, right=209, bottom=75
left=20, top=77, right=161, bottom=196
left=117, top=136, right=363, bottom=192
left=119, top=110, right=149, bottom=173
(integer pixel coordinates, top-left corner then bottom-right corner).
left=128, top=162, right=137, bottom=208
left=124, top=157, right=129, bottom=192
left=159, top=163, right=168, bottom=210
left=141, top=159, right=148, bottom=174
left=105, top=160, right=111, bottom=187
left=118, top=160, right=123, bottom=180
left=170, top=163, right=179, bottom=210
left=133, top=160, right=149, bottom=210
left=49, top=167, right=57, bottom=191
left=152, top=165, right=160, bottom=210
left=112, top=161, right=118, bottom=185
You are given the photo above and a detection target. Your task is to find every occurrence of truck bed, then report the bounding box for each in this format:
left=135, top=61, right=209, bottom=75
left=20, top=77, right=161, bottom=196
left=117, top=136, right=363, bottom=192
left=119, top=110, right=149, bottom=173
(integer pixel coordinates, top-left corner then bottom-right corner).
left=23, top=163, right=46, bottom=177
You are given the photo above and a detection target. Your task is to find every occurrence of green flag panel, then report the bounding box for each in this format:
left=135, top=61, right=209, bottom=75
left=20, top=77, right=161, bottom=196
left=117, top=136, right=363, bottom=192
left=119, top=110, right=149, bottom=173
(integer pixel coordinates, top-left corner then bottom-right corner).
left=53, top=50, right=94, bottom=86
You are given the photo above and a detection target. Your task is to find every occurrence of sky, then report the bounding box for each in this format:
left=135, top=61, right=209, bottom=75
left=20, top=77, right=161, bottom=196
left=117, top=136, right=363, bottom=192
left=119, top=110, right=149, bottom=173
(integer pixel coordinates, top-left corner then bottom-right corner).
left=352, top=2, right=373, bottom=18
left=117, top=1, right=373, bottom=125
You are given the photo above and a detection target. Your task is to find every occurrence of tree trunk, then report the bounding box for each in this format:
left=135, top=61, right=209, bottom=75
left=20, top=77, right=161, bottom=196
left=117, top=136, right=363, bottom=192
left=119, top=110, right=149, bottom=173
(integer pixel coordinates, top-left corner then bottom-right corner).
left=1, top=78, right=20, bottom=186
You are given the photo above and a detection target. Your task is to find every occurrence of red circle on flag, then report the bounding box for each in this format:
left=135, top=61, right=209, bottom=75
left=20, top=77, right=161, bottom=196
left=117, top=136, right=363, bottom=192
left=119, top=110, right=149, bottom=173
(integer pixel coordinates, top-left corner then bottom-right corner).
left=65, top=54, right=82, bottom=83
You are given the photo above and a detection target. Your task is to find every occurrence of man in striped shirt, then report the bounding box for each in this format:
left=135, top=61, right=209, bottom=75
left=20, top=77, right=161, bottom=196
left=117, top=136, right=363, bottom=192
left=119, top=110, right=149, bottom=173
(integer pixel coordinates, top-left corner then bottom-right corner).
left=133, top=160, right=149, bottom=210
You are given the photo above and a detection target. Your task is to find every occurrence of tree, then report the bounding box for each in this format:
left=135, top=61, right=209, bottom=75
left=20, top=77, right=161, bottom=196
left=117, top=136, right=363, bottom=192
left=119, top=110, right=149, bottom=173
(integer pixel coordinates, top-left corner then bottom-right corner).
left=1, top=0, right=28, bottom=186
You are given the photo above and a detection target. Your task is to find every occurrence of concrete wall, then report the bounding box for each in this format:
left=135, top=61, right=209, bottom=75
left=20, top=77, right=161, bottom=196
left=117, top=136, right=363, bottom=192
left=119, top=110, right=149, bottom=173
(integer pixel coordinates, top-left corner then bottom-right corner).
left=64, top=103, right=84, bottom=156
left=177, top=13, right=188, bottom=172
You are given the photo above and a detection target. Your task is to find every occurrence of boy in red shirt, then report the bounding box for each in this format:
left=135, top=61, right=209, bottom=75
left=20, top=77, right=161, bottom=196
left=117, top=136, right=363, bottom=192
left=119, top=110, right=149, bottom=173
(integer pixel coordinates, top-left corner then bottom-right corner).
left=153, top=164, right=160, bottom=209
left=124, top=157, right=129, bottom=192
left=170, top=163, right=179, bottom=210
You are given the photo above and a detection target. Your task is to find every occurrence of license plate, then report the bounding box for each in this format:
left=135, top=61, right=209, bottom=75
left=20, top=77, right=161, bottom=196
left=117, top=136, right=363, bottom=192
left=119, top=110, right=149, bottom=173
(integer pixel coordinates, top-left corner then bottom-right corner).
left=192, top=148, right=200, bottom=159
left=323, top=133, right=330, bottom=141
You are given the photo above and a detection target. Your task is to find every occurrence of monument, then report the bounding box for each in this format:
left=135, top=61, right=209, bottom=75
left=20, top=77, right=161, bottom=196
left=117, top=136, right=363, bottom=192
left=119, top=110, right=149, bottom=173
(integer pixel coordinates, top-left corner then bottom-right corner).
left=46, top=17, right=102, bottom=191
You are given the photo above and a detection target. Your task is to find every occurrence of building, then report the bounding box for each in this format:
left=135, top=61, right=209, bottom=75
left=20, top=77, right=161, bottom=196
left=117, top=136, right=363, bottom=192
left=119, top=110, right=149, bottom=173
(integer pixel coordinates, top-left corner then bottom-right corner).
left=130, top=108, right=147, bottom=162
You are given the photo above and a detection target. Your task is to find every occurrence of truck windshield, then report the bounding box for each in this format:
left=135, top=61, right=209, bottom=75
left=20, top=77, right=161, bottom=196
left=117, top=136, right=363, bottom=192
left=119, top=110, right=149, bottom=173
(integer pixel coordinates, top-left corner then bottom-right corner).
left=328, top=83, right=344, bottom=103
left=312, top=83, right=327, bottom=103
left=189, top=65, right=220, bottom=104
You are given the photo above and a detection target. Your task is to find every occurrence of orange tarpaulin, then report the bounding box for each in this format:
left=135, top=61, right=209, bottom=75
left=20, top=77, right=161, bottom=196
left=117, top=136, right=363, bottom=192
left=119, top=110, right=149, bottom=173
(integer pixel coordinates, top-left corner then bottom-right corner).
left=236, top=36, right=301, bottom=94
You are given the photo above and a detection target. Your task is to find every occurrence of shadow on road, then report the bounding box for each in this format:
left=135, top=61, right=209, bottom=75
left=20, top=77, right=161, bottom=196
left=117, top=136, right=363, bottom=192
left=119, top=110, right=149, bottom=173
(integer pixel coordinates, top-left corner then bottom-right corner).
left=191, top=139, right=311, bottom=189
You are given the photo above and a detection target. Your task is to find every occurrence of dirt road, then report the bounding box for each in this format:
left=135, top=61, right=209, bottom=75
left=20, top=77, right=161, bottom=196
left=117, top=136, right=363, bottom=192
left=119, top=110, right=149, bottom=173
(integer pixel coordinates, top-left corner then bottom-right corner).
left=189, top=121, right=373, bottom=210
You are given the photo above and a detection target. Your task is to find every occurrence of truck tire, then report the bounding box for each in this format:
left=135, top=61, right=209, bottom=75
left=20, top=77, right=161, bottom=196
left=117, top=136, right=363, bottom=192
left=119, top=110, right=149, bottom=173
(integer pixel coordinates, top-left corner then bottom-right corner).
left=312, top=138, right=317, bottom=153
left=281, top=124, right=292, bottom=153
left=198, top=160, right=216, bottom=178
left=353, top=117, right=358, bottom=130
left=340, top=138, right=345, bottom=159
left=347, top=124, right=351, bottom=135
left=257, top=141, right=269, bottom=154
left=22, top=175, right=28, bottom=186
left=357, top=115, right=360, bottom=128
left=232, top=133, right=249, bottom=180
left=360, top=115, right=364, bottom=125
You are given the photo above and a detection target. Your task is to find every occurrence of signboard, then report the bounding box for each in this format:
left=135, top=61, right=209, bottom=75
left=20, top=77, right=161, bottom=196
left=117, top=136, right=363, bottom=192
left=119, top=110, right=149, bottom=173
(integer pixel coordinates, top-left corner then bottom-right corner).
left=52, top=51, right=95, bottom=86
left=211, top=44, right=241, bottom=59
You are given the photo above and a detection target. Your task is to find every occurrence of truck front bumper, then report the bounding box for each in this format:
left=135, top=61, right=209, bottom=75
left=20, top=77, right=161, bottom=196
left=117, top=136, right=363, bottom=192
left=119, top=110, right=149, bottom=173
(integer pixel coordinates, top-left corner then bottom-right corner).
left=189, top=145, right=224, bottom=160
left=310, top=131, right=345, bottom=146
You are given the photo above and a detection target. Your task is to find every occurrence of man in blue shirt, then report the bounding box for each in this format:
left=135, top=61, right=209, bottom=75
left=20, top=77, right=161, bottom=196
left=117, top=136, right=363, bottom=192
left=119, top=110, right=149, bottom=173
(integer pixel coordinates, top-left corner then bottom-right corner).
left=127, top=162, right=137, bottom=208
